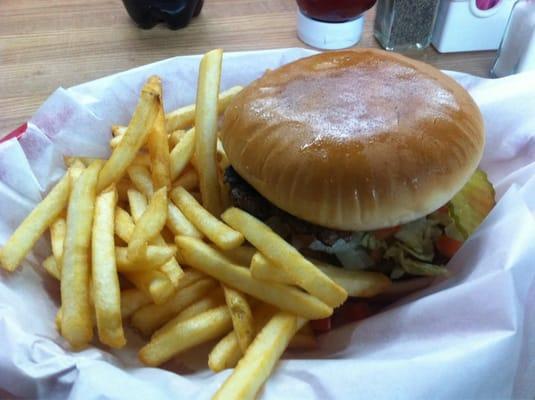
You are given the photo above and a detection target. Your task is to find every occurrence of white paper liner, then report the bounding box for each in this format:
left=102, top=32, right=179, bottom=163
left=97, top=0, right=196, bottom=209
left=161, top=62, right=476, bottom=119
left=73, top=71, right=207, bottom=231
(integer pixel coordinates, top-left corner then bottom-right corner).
left=1, top=48, right=534, bottom=399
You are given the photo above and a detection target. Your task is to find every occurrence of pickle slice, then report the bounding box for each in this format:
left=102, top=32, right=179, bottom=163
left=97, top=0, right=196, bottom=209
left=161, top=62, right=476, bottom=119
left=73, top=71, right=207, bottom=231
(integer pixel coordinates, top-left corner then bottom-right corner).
left=448, top=169, right=496, bottom=239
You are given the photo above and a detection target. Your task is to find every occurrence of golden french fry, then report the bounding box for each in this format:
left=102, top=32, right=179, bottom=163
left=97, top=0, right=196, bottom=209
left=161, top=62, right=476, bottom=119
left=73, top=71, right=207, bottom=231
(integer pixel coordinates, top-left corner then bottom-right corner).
left=123, top=269, right=175, bottom=305
left=171, top=187, right=243, bottom=250
left=170, top=127, right=195, bottom=181
left=132, top=152, right=151, bottom=168
left=158, top=256, right=184, bottom=287
left=194, top=49, right=224, bottom=215
left=168, top=129, right=186, bottom=149
left=213, top=312, right=306, bottom=400
left=55, top=307, right=63, bottom=331
left=115, top=206, right=135, bottom=243
left=50, top=217, right=66, bottom=266
left=208, top=330, right=242, bottom=373
left=121, top=288, right=152, bottom=319
left=216, top=138, right=230, bottom=170
left=147, top=102, right=171, bottom=190
left=61, top=160, right=102, bottom=349
left=166, top=85, right=243, bottom=132
left=127, top=187, right=168, bottom=262
left=110, top=85, right=243, bottom=143
left=97, top=76, right=161, bottom=192
left=109, top=135, right=123, bottom=149
left=166, top=202, right=203, bottom=238
left=92, top=186, right=125, bottom=348
left=174, top=167, right=199, bottom=191
left=223, top=286, right=254, bottom=353
left=208, top=302, right=275, bottom=373
left=289, top=322, right=317, bottom=349
left=222, top=208, right=347, bottom=308
left=127, top=164, right=154, bottom=198
left=217, top=245, right=256, bottom=266
left=149, top=233, right=184, bottom=284
left=64, top=157, right=103, bottom=168
left=132, top=278, right=217, bottom=336
left=42, top=255, right=61, bottom=280
left=112, top=125, right=127, bottom=137
left=251, top=253, right=392, bottom=298
left=154, top=290, right=225, bottom=339
left=138, top=305, right=232, bottom=366
left=175, top=236, right=332, bottom=320
left=0, top=169, right=74, bottom=272
left=116, top=245, right=176, bottom=272
left=127, top=189, right=147, bottom=221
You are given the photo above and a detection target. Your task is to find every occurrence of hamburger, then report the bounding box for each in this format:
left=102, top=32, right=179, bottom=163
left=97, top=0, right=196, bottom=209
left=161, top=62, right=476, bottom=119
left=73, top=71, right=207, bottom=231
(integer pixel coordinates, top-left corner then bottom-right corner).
left=220, top=49, right=495, bottom=283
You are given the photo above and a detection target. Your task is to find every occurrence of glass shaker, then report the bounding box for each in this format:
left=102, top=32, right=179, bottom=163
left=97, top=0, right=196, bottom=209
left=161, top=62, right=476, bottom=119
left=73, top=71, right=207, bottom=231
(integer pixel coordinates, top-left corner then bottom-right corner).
left=491, top=0, right=535, bottom=77
left=374, top=0, right=441, bottom=51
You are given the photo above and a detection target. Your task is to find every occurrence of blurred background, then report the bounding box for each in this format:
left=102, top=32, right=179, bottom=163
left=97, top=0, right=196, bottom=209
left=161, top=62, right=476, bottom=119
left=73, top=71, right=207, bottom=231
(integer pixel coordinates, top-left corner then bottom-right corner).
left=1, top=0, right=532, bottom=136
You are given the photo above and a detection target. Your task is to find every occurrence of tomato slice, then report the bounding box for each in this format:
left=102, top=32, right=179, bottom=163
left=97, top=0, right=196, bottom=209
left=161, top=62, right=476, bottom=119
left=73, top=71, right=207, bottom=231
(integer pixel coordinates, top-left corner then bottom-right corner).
left=373, top=225, right=400, bottom=240
left=435, top=235, right=463, bottom=259
left=342, top=302, right=371, bottom=322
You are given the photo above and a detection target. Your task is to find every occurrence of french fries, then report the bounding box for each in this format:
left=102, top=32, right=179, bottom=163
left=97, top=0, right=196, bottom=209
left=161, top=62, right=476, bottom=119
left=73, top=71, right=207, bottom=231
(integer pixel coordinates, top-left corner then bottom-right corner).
left=116, top=245, right=176, bottom=272
left=0, top=50, right=395, bottom=396
left=175, top=236, right=332, bottom=320
left=92, top=187, right=125, bottom=348
left=156, top=290, right=225, bottom=333
left=123, top=269, right=175, bottom=305
left=127, top=189, right=148, bottom=221
left=42, top=255, right=61, bottom=280
left=209, top=303, right=275, bottom=372
left=147, top=99, right=171, bottom=190
left=127, top=187, right=168, bottom=262
left=132, top=278, right=217, bottom=336
left=115, top=206, right=136, bottom=243
left=166, top=85, right=242, bottom=132
left=171, top=187, right=243, bottom=250
left=223, top=286, right=254, bottom=353
left=139, top=305, right=233, bottom=366
left=121, top=288, right=152, bottom=319
left=166, top=202, right=203, bottom=238
left=50, top=217, right=66, bottom=265
left=194, top=49, right=224, bottom=215
left=168, top=129, right=186, bottom=149
left=170, top=127, right=195, bottom=180
left=251, top=253, right=392, bottom=298
left=97, top=76, right=161, bottom=192
left=213, top=312, right=306, bottom=400
left=61, top=160, right=102, bottom=349
left=222, top=207, right=348, bottom=308
left=0, top=170, right=73, bottom=272
left=127, top=164, right=154, bottom=198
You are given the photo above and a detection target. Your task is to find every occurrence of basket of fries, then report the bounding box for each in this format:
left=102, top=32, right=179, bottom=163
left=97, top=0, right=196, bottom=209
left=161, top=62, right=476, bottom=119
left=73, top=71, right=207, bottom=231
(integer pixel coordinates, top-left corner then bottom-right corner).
left=0, top=48, right=534, bottom=399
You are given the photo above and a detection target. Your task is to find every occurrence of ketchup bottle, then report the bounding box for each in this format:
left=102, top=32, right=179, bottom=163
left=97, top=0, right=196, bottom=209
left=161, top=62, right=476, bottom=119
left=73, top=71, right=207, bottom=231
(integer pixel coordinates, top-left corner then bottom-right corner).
left=296, top=0, right=377, bottom=49
left=122, top=0, right=204, bottom=30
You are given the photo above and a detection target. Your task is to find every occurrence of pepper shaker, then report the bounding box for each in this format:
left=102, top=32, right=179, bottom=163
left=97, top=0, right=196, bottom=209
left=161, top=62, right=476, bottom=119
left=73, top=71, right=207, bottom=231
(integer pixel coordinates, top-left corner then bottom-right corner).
left=374, top=0, right=441, bottom=51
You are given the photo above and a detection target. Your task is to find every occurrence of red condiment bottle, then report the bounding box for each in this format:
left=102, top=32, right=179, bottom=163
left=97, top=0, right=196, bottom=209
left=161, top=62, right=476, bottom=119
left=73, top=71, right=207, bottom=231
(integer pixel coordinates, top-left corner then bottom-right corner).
left=296, top=0, right=377, bottom=49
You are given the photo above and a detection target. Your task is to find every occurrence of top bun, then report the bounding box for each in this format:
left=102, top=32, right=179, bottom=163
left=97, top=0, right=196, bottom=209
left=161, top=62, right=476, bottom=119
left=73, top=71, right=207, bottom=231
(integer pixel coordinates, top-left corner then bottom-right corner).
left=220, top=49, right=484, bottom=231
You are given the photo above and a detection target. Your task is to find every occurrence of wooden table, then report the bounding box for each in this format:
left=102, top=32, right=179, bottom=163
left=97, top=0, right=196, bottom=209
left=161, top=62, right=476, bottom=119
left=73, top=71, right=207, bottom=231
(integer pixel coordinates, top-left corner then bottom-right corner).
left=0, top=0, right=497, bottom=137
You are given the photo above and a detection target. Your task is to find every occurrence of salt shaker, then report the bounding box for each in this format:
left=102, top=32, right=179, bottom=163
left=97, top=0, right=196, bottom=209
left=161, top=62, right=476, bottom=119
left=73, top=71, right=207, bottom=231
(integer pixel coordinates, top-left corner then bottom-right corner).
left=374, top=0, right=441, bottom=51
left=491, top=0, right=535, bottom=77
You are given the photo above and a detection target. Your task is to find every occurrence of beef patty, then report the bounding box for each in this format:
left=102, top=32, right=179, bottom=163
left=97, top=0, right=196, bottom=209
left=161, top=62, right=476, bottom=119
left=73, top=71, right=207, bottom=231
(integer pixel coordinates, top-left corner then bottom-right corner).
left=224, top=167, right=351, bottom=246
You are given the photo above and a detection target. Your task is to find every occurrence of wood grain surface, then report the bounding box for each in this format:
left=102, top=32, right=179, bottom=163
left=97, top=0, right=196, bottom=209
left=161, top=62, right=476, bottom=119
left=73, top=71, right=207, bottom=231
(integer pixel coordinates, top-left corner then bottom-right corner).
left=0, top=0, right=497, bottom=137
